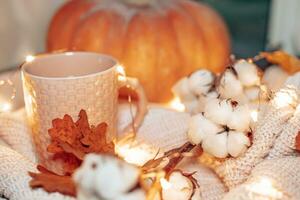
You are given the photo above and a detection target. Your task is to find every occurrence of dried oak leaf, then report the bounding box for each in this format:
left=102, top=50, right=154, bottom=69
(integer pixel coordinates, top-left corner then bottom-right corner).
left=295, top=131, right=300, bottom=151
left=29, top=165, right=76, bottom=197
left=47, top=109, right=114, bottom=174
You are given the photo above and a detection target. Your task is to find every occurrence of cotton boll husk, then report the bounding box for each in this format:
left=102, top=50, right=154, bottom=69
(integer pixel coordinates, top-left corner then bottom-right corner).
left=263, top=65, right=288, bottom=91
left=233, top=60, right=260, bottom=87
left=202, top=132, right=228, bottom=158
left=188, top=70, right=214, bottom=95
left=227, top=131, right=250, bottom=157
left=227, top=104, right=251, bottom=132
left=172, top=77, right=197, bottom=101
left=218, top=70, right=243, bottom=99
left=188, top=113, right=222, bottom=144
left=204, top=98, right=233, bottom=125
left=115, top=189, right=146, bottom=200
left=162, top=171, right=194, bottom=200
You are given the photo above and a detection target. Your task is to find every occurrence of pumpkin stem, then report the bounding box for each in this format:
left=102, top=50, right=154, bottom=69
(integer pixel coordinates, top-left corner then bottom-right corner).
left=121, top=0, right=156, bottom=6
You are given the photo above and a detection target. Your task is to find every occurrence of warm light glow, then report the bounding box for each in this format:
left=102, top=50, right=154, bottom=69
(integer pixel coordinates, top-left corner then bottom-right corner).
left=247, top=177, right=283, bottom=198
left=0, top=102, right=12, bottom=113
left=273, top=88, right=298, bottom=108
left=116, top=65, right=126, bottom=76
left=115, top=141, right=157, bottom=166
left=167, top=97, right=185, bottom=112
left=116, top=65, right=127, bottom=82
left=65, top=52, right=74, bottom=56
left=250, top=110, right=258, bottom=122
left=25, top=55, right=35, bottom=63
left=160, top=178, right=171, bottom=189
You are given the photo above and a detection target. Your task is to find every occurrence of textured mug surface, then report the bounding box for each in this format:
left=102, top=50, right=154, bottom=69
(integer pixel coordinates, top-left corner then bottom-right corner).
left=21, top=52, right=118, bottom=173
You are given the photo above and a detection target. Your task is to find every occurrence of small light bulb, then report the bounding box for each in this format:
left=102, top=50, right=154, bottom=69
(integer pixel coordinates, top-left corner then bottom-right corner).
left=0, top=102, right=12, bottom=113
left=160, top=178, right=171, bottom=189
left=115, top=141, right=156, bottom=166
left=273, top=88, right=297, bottom=108
left=167, top=97, right=185, bottom=112
left=26, top=55, right=35, bottom=63
left=116, top=65, right=126, bottom=76
left=247, top=176, right=283, bottom=198
left=251, top=110, right=258, bottom=122
left=65, top=52, right=74, bottom=56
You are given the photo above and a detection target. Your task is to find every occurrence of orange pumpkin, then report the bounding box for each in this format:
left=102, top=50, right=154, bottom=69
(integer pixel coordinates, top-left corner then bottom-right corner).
left=47, top=0, right=230, bottom=102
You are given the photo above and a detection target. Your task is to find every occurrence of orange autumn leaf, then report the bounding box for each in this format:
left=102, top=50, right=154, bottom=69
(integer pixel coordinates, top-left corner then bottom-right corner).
left=47, top=109, right=114, bottom=174
left=295, top=132, right=300, bottom=151
left=29, top=165, right=76, bottom=197
left=261, top=51, right=300, bottom=74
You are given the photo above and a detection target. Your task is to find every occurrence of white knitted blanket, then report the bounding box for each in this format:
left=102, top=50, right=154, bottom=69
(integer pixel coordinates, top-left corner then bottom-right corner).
left=0, top=103, right=299, bottom=200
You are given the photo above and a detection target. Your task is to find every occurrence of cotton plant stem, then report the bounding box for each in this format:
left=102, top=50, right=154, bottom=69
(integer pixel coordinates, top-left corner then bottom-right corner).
left=142, top=142, right=196, bottom=173
left=216, top=105, right=294, bottom=189
left=163, top=142, right=195, bottom=174
left=268, top=109, right=300, bottom=159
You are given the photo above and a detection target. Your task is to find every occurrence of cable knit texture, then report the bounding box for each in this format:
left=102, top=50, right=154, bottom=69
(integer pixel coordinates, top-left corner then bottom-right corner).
left=268, top=109, right=300, bottom=159
left=215, top=104, right=294, bottom=188
left=223, top=157, right=300, bottom=200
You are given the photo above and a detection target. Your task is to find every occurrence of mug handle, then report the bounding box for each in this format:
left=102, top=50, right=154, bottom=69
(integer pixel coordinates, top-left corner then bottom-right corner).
left=118, top=76, right=148, bottom=135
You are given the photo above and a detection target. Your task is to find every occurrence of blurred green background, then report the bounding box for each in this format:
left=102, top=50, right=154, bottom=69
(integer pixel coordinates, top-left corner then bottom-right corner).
left=200, top=0, right=271, bottom=58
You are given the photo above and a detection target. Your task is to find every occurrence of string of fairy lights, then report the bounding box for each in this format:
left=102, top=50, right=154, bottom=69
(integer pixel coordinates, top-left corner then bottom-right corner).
left=0, top=54, right=295, bottom=199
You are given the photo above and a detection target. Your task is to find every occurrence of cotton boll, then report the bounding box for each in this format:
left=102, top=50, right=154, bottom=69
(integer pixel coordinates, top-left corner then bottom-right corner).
left=227, top=131, right=250, bottom=157
left=172, top=77, right=197, bottom=101
left=188, top=70, right=214, bottom=95
left=74, top=154, right=141, bottom=200
left=263, top=66, right=288, bottom=91
left=73, top=154, right=102, bottom=198
left=204, top=98, right=233, bottom=125
left=188, top=113, right=223, bottom=145
left=218, top=70, right=243, bottom=99
left=94, top=156, right=140, bottom=199
left=234, top=93, right=249, bottom=105
left=197, top=92, right=219, bottom=112
left=245, top=86, right=260, bottom=102
left=227, top=104, right=251, bottom=131
left=184, top=99, right=201, bottom=114
left=162, top=171, right=194, bottom=200
left=202, top=132, right=228, bottom=158
left=197, top=96, right=207, bottom=113
left=234, top=60, right=260, bottom=86
left=206, top=91, right=218, bottom=99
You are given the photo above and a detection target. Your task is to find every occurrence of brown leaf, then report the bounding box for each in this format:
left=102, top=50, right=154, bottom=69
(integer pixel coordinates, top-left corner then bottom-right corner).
left=29, top=165, right=76, bottom=197
left=295, top=131, right=300, bottom=151
left=47, top=109, right=114, bottom=174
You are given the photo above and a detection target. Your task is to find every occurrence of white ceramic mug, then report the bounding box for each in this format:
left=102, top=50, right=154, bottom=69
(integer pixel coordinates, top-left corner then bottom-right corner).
left=21, top=52, right=147, bottom=173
